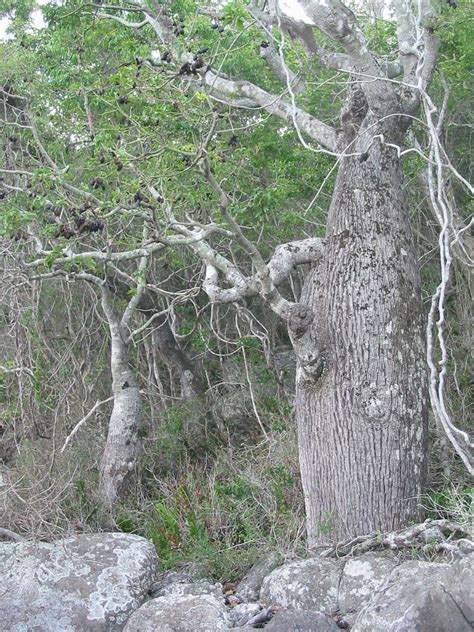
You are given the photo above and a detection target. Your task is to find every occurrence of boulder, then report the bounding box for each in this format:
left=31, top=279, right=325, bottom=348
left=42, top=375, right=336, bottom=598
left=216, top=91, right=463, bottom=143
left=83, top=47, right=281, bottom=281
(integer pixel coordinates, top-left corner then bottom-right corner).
left=0, top=532, right=159, bottom=631
left=227, top=603, right=262, bottom=627
left=151, top=577, right=223, bottom=600
left=148, top=571, right=193, bottom=597
left=260, top=557, right=342, bottom=612
left=236, top=553, right=281, bottom=602
left=353, top=557, right=473, bottom=631
left=123, top=593, right=229, bottom=632
left=338, top=552, right=398, bottom=624
left=442, top=553, right=474, bottom=625
left=264, top=609, right=340, bottom=631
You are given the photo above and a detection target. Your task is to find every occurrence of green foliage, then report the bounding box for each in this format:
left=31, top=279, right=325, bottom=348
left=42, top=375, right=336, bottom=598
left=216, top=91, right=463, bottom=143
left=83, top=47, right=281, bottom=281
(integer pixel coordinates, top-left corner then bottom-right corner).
left=222, top=2, right=250, bottom=30
left=116, top=513, right=137, bottom=534
left=424, top=485, right=473, bottom=534
left=43, top=246, right=63, bottom=270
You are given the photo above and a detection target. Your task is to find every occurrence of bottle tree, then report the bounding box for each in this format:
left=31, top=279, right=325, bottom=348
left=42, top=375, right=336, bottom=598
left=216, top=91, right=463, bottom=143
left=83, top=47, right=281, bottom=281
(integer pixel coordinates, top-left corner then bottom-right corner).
left=2, top=0, right=471, bottom=542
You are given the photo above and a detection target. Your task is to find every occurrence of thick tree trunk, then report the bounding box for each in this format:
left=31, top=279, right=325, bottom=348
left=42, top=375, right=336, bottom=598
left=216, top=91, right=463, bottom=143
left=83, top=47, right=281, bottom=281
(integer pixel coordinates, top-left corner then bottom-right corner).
left=296, top=134, right=428, bottom=545
left=99, top=329, right=142, bottom=507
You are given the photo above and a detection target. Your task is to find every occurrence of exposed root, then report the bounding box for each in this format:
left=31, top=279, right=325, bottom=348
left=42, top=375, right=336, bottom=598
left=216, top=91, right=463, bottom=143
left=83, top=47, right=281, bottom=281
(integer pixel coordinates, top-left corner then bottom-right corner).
left=317, top=519, right=473, bottom=560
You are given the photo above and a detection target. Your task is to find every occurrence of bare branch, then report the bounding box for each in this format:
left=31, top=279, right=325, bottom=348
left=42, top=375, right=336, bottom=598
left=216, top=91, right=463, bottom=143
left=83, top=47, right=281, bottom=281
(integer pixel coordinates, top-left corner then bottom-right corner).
left=207, top=70, right=337, bottom=151
left=259, top=42, right=305, bottom=94
left=0, top=528, right=25, bottom=542
left=0, top=365, right=34, bottom=377
left=24, top=222, right=229, bottom=270
left=95, top=12, right=148, bottom=29
left=121, top=226, right=150, bottom=332
left=60, top=397, right=114, bottom=453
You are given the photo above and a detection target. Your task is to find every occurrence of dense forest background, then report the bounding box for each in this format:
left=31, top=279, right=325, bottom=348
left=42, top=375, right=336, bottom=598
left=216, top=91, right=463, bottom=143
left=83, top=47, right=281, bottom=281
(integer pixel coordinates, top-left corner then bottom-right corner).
left=0, top=0, right=472, bottom=580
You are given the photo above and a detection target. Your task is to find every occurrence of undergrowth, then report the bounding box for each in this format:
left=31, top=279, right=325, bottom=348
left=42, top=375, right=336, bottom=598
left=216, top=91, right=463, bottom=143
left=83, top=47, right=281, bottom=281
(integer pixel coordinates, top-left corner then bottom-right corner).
left=423, top=484, right=473, bottom=537
left=117, top=424, right=306, bottom=582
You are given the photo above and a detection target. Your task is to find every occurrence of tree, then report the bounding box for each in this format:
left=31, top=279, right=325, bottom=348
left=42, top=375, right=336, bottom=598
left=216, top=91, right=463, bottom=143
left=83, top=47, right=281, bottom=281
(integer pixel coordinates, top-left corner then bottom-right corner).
left=1, top=0, right=472, bottom=543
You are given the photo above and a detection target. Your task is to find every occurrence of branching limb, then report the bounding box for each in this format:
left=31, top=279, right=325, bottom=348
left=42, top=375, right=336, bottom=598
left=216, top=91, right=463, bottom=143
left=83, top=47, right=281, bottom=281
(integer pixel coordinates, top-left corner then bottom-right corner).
left=393, top=0, right=438, bottom=111
left=250, top=1, right=401, bottom=78
left=24, top=221, right=230, bottom=269
left=202, top=155, right=293, bottom=320
left=277, top=0, right=399, bottom=114
left=88, top=1, right=337, bottom=151
left=128, top=306, right=171, bottom=340
left=121, top=226, right=150, bottom=334
left=201, top=237, right=324, bottom=304
left=205, top=70, right=337, bottom=151
left=259, top=41, right=305, bottom=94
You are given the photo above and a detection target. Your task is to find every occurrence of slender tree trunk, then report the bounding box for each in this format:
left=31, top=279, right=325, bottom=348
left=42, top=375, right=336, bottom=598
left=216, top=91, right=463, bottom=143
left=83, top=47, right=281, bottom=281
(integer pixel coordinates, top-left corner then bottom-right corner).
left=99, top=328, right=142, bottom=507
left=296, top=121, right=428, bottom=545
left=110, top=278, right=204, bottom=399
left=150, top=313, right=204, bottom=399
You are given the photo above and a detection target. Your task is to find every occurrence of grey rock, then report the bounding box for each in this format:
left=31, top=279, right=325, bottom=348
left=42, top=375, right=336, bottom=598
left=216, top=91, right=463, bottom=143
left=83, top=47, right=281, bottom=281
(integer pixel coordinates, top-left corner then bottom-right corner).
left=152, top=578, right=223, bottom=600
left=123, top=593, right=230, bottom=632
left=227, top=603, right=262, bottom=627
left=246, top=607, right=273, bottom=627
left=0, top=532, right=159, bottom=631
left=264, top=610, right=340, bottom=631
left=353, top=558, right=473, bottom=631
left=338, top=552, right=399, bottom=624
left=149, top=571, right=193, bottom=597
left=236, top=553, right=281, bottom=602
left=420, top=526, right=446, bottom=544
left=260, top=557, right=342, bottom=613
left=441, top=554, right=474, bottom=626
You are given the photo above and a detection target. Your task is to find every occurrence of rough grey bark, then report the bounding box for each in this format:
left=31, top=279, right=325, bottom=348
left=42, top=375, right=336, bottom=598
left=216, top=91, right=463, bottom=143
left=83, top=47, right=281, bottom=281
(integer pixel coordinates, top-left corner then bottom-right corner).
left=295, top=102, right=428, bottom=544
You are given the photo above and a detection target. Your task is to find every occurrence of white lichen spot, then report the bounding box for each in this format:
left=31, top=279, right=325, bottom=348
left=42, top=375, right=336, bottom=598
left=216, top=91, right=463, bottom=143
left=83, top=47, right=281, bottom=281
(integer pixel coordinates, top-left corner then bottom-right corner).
left=88, top=538, right=154, bottom=624
left=345, top=559, right=375, bottom=580
left=327, top=585, right=339, bottom=599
